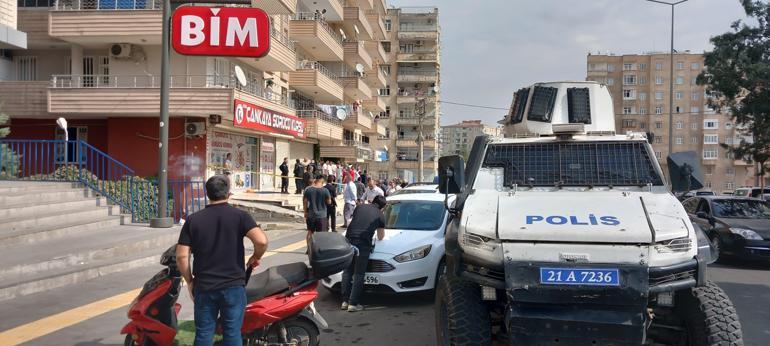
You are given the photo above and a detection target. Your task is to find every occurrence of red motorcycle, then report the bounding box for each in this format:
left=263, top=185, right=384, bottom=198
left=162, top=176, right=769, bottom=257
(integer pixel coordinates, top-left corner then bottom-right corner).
left=121, top=233, right=353, bottom=346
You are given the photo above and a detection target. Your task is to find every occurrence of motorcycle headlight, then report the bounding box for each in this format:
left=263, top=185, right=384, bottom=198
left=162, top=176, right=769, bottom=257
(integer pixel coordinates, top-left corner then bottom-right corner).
left=654, top=236, right=692, bottom=253
left=729, top=228, right=762, bottom=240
left=393, top=245, right=432, bottom=263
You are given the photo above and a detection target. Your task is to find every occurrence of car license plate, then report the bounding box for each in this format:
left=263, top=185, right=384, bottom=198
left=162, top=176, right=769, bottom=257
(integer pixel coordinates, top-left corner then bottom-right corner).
left=539, top=268, right=620, bottom=286
left=364, top=274, right=380, bottom=285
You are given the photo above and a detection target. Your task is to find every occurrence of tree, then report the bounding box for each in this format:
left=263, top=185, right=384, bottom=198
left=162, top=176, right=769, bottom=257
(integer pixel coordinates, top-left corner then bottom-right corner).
left=0, top=104, right=17, bottom=177
left=698, top=0, right=770, bottom=189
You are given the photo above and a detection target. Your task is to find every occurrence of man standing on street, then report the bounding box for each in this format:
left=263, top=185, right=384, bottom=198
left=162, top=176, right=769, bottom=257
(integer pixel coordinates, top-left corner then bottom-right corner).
left=324, top=175, right=338, bottom=232
left=342, top=173, right=357, bottom=228
left=279, top=157, right=289, bottom=194
left=341, top=195, right=387, bottom=312
left=363, top=178, right=384, bottom=203
left=293, top=159, right=304, bottom=194
left=176, top=175, right=269, bottom=346
left=304, top=173, right=331, bottom=246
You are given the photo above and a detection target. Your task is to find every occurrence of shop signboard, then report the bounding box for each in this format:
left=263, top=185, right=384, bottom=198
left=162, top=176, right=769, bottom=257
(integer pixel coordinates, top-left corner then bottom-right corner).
left=234, top=99, right=306, bottom=138
left=172, top=7, right=271, bottom=58
left=209, top=131, right=257, bottom=190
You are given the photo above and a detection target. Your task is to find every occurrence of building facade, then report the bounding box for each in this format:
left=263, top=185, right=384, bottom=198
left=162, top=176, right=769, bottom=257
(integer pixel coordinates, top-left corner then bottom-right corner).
left=0, top=0, right=417, bottom=190
left=368, top=6, right=440, bottom=183
left=1, top=0, right=27, bottom=80
left=586, top=52, right=757, bottom=194
left=439, top=120, right=498, bottom=157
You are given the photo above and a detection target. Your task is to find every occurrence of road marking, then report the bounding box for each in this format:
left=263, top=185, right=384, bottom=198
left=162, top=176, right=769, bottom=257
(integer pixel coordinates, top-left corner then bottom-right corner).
left=0, top=239, right=307, bottom=346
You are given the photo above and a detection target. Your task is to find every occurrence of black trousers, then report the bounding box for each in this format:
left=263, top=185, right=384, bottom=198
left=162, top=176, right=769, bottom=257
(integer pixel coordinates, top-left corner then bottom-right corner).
left=295, top=177, right=303, bottom=194
left=281, top=176, right=289, bottom=193
left=327, top=206, right=337, bottom=232
left=341, top=244, right=371, bottom=306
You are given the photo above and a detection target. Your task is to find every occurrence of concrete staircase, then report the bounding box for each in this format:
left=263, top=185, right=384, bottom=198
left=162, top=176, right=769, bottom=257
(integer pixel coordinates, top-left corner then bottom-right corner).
left=0, top=181, right=180, bottom=301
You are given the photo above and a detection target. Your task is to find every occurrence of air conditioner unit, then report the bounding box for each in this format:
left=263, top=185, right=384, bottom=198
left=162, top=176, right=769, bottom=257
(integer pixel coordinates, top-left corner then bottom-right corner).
left=186, top=122, right=206, bottom=137
left=109, top=43, right=132, bottom=58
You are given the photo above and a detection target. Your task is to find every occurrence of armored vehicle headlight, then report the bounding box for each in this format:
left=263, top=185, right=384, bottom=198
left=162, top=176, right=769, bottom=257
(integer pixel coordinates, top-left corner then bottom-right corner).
left=654, top=236, right=692, bottom=253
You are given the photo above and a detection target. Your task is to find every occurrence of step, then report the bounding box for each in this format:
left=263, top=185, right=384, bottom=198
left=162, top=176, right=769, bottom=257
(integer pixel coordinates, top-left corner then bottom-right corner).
left=0, top=196, right=108, bottom=219
left=0, top=205, right=120, bottom=233
left=0, top=182, right=80, bottom=195
left=0, top=188, right=94, bottom=205
left=0, top=215, right=125, bottom=248
left=0, top=225, right=180, bottom=301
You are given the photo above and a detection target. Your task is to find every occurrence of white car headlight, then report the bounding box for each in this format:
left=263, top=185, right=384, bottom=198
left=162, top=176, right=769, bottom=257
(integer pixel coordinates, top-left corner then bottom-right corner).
left=393, top=245, right=432, bottom=263
left=729, top=228, right=762, bottom=240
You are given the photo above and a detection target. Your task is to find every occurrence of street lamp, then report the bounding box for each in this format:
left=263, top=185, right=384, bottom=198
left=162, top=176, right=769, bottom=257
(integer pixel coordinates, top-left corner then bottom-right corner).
left=645, top=0, right=689, bottom=162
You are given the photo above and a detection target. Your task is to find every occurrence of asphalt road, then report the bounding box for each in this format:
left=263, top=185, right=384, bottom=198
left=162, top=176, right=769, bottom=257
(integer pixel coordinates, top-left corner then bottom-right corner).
left=0, top=227, right=767, bottom=345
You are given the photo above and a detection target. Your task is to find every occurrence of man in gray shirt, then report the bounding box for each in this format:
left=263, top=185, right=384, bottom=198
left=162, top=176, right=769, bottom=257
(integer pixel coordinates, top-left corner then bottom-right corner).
left=303, top=173, right=331, bottom=246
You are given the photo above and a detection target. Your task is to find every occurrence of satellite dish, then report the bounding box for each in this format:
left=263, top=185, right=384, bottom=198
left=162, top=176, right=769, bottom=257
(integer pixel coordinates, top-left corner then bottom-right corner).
left=355, top=63, right=365, bottom=74
left=336, top=108, right=348, bottom=121
left=234, top=65, right=247, bottom=87
left=433, top=86, right=440, bottom=93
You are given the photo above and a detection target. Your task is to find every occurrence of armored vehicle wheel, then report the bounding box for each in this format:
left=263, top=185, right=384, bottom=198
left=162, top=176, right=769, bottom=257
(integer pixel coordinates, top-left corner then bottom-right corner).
left=676, top=281, right=743, bottom=346
left=435, top=276, right=491, bottom=345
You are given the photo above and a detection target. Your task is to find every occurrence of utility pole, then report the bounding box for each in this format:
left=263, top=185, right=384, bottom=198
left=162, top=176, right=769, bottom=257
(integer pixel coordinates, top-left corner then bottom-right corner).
left=415, top=98, right=426, bottom=182
left=645, top=0, right=688, bottom=164
left=150, top=0, right=173, bottom=228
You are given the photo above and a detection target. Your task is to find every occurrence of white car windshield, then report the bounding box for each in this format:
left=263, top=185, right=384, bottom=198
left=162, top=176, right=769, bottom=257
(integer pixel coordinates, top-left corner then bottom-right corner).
left=384, top=201, right=445, bottom=231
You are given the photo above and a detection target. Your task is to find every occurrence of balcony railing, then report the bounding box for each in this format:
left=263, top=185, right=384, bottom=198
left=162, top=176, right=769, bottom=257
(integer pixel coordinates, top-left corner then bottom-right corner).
left=296, top=60, right=343, bottom=86
left=50, top=74, right=294, bottom=108
left=344, top=140, right=371, bottom=148
left=53, top=0, right=161, bottom=10
left=293, top=12, right=344, bottom=44
left=297, top=110, right=342, bottom=124
left=398, top=25, right=438, bottom=32
left=399, top=70, right=437, bottom=76
left=399, top=7, right=438, bottom=14
left=271, top=28, right=296, bottom=52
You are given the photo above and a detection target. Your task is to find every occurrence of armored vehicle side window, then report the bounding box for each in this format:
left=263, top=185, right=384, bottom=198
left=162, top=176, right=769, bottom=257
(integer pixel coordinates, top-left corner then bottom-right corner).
left=567, top=88, right=591, bottom=124
left=527, top=86, right=558, bottom=122
left=483, top=141, right=664, bottom=187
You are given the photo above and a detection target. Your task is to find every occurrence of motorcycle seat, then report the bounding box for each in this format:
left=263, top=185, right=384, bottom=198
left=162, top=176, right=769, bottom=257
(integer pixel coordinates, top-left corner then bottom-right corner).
left=245, top=262, right=310, bottom=301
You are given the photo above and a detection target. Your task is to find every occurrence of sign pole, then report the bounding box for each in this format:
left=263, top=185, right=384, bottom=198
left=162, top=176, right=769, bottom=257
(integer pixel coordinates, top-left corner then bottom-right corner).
left=151, top=0, right=174, bottom=228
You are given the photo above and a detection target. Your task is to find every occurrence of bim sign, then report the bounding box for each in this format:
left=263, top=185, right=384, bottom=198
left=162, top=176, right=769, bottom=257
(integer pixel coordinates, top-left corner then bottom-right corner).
left=172, top=7, right=270, bottom=57
left=234, top=100, right=306, bottom=139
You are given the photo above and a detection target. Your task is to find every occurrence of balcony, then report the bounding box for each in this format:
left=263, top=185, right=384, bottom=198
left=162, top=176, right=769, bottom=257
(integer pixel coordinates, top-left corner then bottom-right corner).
left=0, top=81, right=49, bottom=117
left=396, top=137, right=436, bottom=148
left=249, top=0, right=297, bottom=14
left=396, top=94, right=436, bottom=104
left=364, top=40, right=388, bottom=64
left=397, top=26, right=439, bottom=41
left=362, top=95, right=386, bottom=112
left=239, top=30, right=296, bottom=72
left=397, top=71, right=438, bottom=83
left=290, top=61, right=344, bottom=102
left=320, top=141, right=372, bottom=161
left=395, top=159, right=436, bottom=170
left=297, top=110, right=344, bottom=141
left=365, top=10, right=387, bottom=40
left=364, top=121, right=387, bottom=137
left=47, top=74, right=295, bottom=117
left=18, top=9, right=65, bottom=48
left=351, top=0, right=374, bottom=10
left=395, top=115, right=436, bottom=126
left=343, top=6, right=373, bottom=41
left=290, top=13, right=344, bottom=61
left=734, top=159, right=754, bottom=166
left=342, top=110, right=373, bottom=131
left=343, top=40, right=373, bottom=70
left=50, top=0, right=162, bottom=45
left=397, top=51, right=438, bottom=63
left=341, top=76, right=373, bottom=100
left=363, top=66, right=387, bottom=88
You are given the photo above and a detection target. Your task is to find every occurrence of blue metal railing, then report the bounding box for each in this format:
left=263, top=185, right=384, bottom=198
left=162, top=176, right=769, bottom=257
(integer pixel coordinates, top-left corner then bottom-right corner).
left=0, top=139, right=205, bottom=223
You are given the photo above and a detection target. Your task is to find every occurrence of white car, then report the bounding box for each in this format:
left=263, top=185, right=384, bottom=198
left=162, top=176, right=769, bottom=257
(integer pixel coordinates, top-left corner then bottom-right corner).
left=389, top=184, right=439, bottom=196
left=322, top=193, right=452, bottom=293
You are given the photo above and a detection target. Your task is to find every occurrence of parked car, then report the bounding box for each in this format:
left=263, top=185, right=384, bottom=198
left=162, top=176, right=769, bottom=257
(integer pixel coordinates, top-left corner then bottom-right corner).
left=677, top=190, right=716, bottom=201
left=733, top=187, right=770, bottom=198
left=682, top=196, right=770, bottom=261
left=322, top=193, right=453, bottom=293
left=389, top=184, right=439, bottom=196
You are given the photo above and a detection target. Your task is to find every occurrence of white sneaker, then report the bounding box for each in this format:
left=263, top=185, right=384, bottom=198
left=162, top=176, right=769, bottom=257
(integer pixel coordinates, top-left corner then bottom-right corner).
left=340, top=302, right=349, bottom=310
left=347, top=304, right=364, bottom=312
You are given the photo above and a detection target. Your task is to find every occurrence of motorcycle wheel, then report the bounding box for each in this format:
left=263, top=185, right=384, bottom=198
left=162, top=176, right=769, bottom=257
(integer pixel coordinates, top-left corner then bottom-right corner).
left=123, top=335, right=133, bottom=346
left=266, top=317, right=320, bottom=346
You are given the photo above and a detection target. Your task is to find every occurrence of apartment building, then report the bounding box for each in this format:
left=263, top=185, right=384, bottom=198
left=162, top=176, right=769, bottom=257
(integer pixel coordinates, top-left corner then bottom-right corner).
left=1, top=0, right=27, bottom=79
left=439, top=120, right=499, bottom=157
left=586, top=52, right=757, bottom=193
left=368, top=7, right=440, bottom=183
left=0, top=0, right=396, bottom=191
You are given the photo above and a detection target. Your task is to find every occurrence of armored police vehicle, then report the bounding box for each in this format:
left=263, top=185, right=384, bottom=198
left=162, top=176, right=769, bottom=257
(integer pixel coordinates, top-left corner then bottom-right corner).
left=435, top=81, right=742, bottom=345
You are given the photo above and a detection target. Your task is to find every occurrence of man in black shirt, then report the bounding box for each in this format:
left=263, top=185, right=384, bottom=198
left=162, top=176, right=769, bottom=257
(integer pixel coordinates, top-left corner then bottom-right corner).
left=341, top=195, right=387, bottom=312
left=303, top=173, right=331, bottom=246
left=279, top=157, right=289, bottom=194
left=324, top=175, right=338, bottom=232
left=176, top=175, right=268, bottom=346
left=293, top=159, right=304, bottom=194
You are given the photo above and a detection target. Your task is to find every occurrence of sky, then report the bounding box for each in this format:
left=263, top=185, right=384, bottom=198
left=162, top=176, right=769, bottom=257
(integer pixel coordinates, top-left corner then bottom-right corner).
left=387, top=0, right=749, bottom=126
